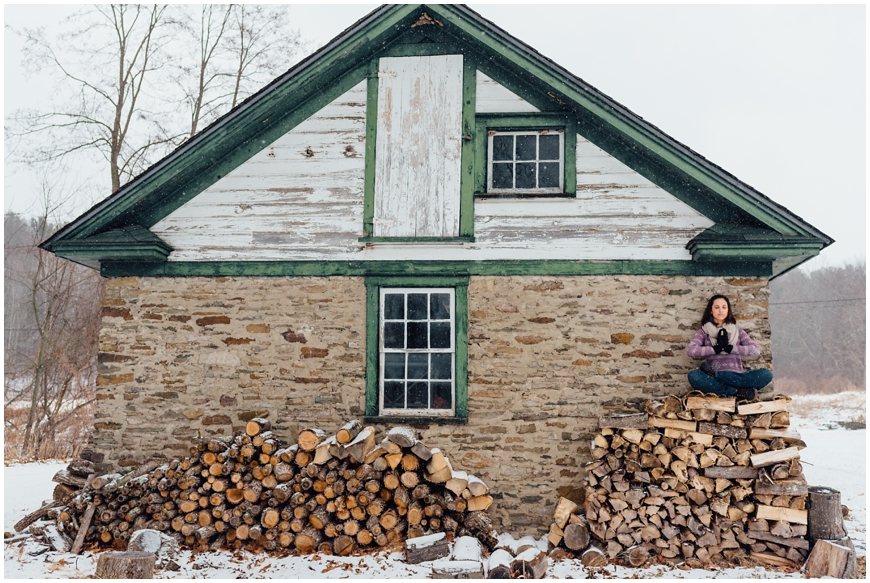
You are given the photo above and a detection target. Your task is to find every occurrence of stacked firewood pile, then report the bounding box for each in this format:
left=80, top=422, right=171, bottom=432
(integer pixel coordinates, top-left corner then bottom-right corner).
left=53, top=419, right=494, bottom=555
left=584, top=392, right=811, bottom=568
left=50, top=458, right=96, bottom=502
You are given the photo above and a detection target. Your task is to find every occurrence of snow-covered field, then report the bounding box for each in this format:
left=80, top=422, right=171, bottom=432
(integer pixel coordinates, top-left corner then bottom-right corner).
left=4, top=392, right=866, bottom=579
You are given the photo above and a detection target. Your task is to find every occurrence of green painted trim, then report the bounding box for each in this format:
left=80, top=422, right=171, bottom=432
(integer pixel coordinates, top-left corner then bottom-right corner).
left=359, top=236, right=474, bottom=244
left=54, top=241, right=172, bottom=264
left=366, top=275, right=470, bottom=287
left=364, top=416, right=467, bottom=425
left=689, top=241, right=823, bottom=262
left=474, top=113, right=576, bottom=196
left=100, top=259, right=773, bottom=278
left=564, top=123, right=577, bottom=195
left=364, top=284, right=380, bottom=418
left=363, top=58, right=380, bottom=237
left=364, top=275, right=469, bottom=422
left=459, top=57, right=477, bottom=238
left=379, top=42, right=466, bottom=58
left=454, top=284, right=468, bottom=420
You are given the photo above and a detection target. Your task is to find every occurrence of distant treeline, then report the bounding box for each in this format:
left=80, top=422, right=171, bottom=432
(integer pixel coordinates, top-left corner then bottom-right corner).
left=769, top=262, right=865, bottom=391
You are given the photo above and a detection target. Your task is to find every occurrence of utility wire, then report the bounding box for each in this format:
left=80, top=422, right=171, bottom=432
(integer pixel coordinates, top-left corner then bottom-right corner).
left=769, top=298, right=864, bottom=306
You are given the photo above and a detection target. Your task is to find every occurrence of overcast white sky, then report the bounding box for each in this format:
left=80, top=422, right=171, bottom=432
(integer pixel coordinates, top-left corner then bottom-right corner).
left=4, top=3, right=866, bottom=269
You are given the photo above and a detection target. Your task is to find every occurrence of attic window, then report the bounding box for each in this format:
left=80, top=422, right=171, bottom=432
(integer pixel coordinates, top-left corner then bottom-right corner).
left=487, top=129, right=564, bottom=194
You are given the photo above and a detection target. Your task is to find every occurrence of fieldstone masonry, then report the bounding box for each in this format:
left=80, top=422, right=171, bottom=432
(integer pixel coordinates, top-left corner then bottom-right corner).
left=96, top=274, right=771, bottom=534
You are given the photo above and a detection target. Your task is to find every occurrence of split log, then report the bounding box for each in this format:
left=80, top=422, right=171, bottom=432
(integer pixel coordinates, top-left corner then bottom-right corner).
left=698, top=421, right=747, bottom=440
left=703, top=466, right=757, bottom=479
left=756, top=505, right=807, bottom=525
left=803, top=538, right=857, bottom=578
left=598, top=413, right=648, bottom=429
left=94, top=551, right=156, bottom=579
left=755, top=478, right=808, bottom=496
left=386, top=426, right=418, bottom=448
left=737, top=398, right=789, bottom=416
left=345, top=426, right=376, bottom=463
left=552, top=497, right=578, bottom=529
left=750, top=447, right=801, bottom=468
left=649, top=417, right=696, bottom=432
left=685, top=394, right=735, bottom=412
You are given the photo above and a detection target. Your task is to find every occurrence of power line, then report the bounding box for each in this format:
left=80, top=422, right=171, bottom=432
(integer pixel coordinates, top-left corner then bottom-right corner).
left=769, top=298, right=864, bottom=306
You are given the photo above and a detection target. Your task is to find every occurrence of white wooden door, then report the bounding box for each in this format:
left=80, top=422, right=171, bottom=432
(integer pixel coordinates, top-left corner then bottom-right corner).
left=374, top=55, right=464, bottom=238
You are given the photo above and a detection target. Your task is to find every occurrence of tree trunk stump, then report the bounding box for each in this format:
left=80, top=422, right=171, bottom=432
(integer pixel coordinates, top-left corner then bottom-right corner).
left=94, top=551, right=156, bottom=579
left=807, top=486, right=846, bottom=541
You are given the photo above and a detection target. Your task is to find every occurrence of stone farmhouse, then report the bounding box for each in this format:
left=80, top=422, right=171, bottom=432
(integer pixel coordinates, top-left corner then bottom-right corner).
left=42, top=5, right=831, bottom=531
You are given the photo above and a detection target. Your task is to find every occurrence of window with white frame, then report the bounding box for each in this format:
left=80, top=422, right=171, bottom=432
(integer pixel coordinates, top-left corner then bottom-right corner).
left=487, top=129, right=564, bottom=194
left=379, top=288, right=455, bottom=416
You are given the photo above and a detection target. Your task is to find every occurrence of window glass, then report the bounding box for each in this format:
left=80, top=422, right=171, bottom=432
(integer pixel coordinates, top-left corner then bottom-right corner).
left=487, top=130, right=564, bottom=194
left=379, top=288, right=455, bottom=416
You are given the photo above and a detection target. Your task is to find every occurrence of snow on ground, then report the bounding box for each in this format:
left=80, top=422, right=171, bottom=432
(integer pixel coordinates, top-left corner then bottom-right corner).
left=4, top=392, right=866, bottom=579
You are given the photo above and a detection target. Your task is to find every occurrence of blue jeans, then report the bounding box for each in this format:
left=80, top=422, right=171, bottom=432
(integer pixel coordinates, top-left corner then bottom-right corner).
left=687, top=368, right=774, bottom=397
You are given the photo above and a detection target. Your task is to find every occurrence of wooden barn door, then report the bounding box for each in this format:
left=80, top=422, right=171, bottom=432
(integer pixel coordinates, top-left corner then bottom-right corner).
left=374, top=55, right=464, bottom=238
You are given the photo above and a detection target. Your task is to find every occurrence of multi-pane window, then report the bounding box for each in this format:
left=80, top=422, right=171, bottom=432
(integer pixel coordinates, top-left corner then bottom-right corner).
left=487, top=130, right=564, bottom=194
left=379, top=288, right=455, bottom=416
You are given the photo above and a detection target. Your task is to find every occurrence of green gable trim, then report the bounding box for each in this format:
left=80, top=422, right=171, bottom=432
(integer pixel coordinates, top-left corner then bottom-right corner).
left=363, top=58, right=379, bottom=237
left=364, top=275, right=469, bottom=422
left=53, top=225, right=172, bottom=268
left=359, top=237, right=475, bottom=244
left=99, top=259, right=774, bottom=279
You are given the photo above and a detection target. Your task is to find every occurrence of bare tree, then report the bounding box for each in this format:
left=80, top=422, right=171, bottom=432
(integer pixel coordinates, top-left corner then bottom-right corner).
left=770, top=262, right=866, bottom=391
left=9, top=4, right=182, bottom=193
left=173, top=4, right=304, bottom=137
left=225, top=5, right=304, bottom=109
left=4, top=178, right=104, bottom=459
left=174, top=5, right=234, bottom=138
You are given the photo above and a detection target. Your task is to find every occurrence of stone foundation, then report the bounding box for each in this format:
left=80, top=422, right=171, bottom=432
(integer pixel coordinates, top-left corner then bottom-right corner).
left=96, top=274, right=770, bottom=534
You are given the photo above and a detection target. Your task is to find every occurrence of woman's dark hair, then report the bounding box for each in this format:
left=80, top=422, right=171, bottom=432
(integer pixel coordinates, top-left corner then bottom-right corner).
left=700, top=294, right=737, bottom=327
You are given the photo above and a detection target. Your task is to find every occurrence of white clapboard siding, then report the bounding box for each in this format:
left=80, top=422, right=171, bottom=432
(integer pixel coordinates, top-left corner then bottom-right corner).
left=153, top=82, right=368, bottom=258
left=476, top=71, right=539, bottom=113
left=374, top=55, right=464, bottom=238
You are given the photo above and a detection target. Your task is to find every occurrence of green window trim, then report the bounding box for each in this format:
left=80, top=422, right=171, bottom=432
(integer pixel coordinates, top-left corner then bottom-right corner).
left=365, top=275, right=469, bottom=423
left=474, top=113, right=577, bottom=198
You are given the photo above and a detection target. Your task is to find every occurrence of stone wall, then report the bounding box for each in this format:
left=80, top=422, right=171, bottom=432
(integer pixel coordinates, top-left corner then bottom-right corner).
left=95, top=274, right=771, bottom=534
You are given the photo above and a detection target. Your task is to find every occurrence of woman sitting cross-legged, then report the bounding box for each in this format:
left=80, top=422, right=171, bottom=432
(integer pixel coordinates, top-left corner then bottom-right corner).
left=686, top=294, right=773, bottom=400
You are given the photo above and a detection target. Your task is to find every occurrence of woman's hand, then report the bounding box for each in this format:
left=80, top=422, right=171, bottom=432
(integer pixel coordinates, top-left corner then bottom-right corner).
left=713, top=329, right=732, bottom=354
